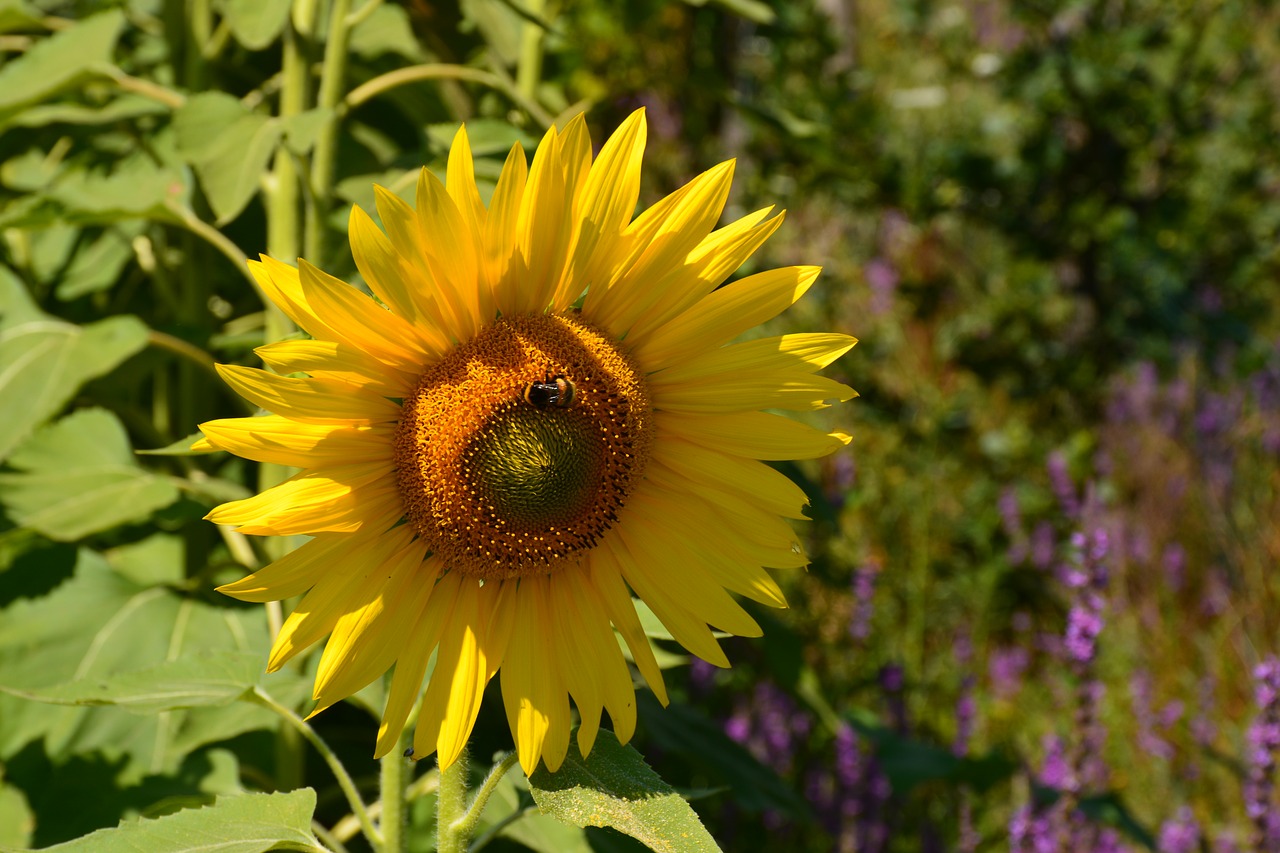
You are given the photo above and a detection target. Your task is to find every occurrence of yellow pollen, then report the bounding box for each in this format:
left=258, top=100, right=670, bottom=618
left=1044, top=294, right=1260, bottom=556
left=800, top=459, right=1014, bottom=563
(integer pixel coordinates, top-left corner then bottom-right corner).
left=394, top=313, right=653, bottom=580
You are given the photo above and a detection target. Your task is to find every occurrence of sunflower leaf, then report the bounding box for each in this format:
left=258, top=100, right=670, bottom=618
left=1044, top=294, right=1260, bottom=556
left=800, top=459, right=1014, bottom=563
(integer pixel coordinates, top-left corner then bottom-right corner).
left=0, top=547, right=277, bottom=779
left=0, top=408, right=180, bottom=540
left=527, top=729, right=723, bottom=853
left=0, top=9, right=125, bottom=123
left=23, top=789, right=320, bottom=853
left=0, top=274, right=149, bottom=462
left=0, top=651, right=264, bottom=714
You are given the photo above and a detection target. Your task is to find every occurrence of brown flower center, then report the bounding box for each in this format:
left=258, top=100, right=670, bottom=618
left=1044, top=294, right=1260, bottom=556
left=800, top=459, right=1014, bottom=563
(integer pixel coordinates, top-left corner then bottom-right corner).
left=394, top=313, right=652, bottom=579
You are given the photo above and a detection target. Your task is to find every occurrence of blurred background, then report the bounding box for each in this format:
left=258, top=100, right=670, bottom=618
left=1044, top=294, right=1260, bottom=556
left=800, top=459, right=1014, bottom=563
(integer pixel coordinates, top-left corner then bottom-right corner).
left=2, top=0, right=1280, bottom=850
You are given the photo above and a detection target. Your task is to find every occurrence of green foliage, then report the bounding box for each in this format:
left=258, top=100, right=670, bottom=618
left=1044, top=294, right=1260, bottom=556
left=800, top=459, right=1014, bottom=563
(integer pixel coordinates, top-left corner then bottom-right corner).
left=20, top=789, right=322, bottom=853
left=2, top=0, right=1278, bottom=849
left=528, top=730, right=721, bottom=853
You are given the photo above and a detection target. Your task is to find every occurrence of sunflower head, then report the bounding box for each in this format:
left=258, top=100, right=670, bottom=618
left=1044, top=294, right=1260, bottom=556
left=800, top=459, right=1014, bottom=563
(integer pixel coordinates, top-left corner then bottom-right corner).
left=199, top=109, right=855, bottom=775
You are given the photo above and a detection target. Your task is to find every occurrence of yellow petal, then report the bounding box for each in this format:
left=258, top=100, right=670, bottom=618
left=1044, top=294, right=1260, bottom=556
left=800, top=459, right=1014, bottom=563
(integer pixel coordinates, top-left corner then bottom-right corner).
left=266, top=526, right=409, bottom=671
left=483, top=142, right=528, bottom=308
left=656, top=333, right=857, bottom=381
left=312, top=535, right=434, bottom=710
left=205, top=462, right=399, bottom=535
left=652, top=437, right=811, bottom=519
left=632, top=265, right=822, bottom=372
left=501, top=575, right=563, bottom=774
left=588, top=160, right=736, bottom=337
left=510, top=124, right=572, bottom=314
left=248, top=256, right=334, bottom=342
left=547, top=571, right=604, bottom=757
left=298, top=259, right=439, bottom=369
left=656, top=411, right=850, bottom=460
left=648, top=466, right=808, bottom=568
left=588, top=549, right=669, bottom=707
left=623, top=491, right=765, bottom=636
left=255, top=339, right=418, bottom=397
left=375, top=563, right=454, bottom=758
left=214, top=365, right=400, bottom=424
left=653, top=370, right=857, bottom=413
left=557, top=112, right=591, bottom=216
left=414, top=577, right=491, bottom=768
left=198, top=415, right=392, bottom=469
left=217, top=530, right=374, bottom=602
left=563, top=572, right=638, bottom=749
left=605, top=533, right=732, bottom=668
left=446, top=125, right=493, bottom=323
left=349, top=204, right=452, bottom=355
left=627, top=207, right=784, bottom=342
left=632, top=471, right=791, bottom=606
left=563, top=110, right=647, bottom=306
left=415, top=168, right=482, bottom=339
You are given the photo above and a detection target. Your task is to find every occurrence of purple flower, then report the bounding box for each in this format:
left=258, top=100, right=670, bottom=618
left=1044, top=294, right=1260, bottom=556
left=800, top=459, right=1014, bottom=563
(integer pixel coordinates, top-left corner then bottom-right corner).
left=864, top=258, right=899, bottom=316
left=1064, top=602, right=1104, bottom=665
left=990, top=646, right=1030, bottom=699
left=1047, top=450, right=1080, bottom=517
left=1245, top=658, right=1280, bottom=849
left=1037, top=734, right=1074, bottom=791
left=1158, top=806, right=1201, bottom=853
left=1131, top=669, right=1175, bottom=761
left=1162, top=543, right=1187, bottom=591
left=849, top=560, right=880, bottom=642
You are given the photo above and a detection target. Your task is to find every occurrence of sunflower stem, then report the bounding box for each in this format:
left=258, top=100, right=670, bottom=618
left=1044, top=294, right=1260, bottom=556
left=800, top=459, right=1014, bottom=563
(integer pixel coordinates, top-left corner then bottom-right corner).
left=378, top=728, right=410, bottom=853
left=305, top=0, right=352, bottom=267
left=435, top=748, right=470, bottom=853
left=343, top=65, right=554, bottom=128
left=250, top=686, right=381, bottom=849
left=515, top=0, right=546, bottom=102
left=455, top=752, right=519, bottom=842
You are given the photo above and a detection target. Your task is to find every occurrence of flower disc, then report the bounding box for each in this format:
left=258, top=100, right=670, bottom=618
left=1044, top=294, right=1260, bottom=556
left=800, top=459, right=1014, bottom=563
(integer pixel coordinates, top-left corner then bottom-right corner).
left=394, top=312, right=653, bottom=579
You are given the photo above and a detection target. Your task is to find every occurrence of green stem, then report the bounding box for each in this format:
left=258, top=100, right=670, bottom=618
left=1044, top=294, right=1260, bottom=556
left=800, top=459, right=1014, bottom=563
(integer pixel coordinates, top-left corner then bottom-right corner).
left=100, top=65, right=187, bottom=108
left=305, top=0, right=353, bottom=266
left=435, top=748, right=470, bottom=853
left=164, top=201, right=263, bottom=302
left=344, top=64, right=553, bottom=127
left=252, top=687, right=382, bottom=849
left=379, top=728, right=412, bottom=853
left=146, top=329, right=217, bottom=376
left=455, top=752, right=518, bottom=843
left=514, top=0, right=546, bottom=101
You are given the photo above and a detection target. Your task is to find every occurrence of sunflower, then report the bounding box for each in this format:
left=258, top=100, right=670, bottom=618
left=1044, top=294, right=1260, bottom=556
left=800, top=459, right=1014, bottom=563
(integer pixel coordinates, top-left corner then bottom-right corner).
left=198, top=109, right=856, bottom=774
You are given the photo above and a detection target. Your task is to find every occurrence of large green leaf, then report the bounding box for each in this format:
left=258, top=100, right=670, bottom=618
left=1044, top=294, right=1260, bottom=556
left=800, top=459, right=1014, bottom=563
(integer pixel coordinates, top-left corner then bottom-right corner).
left=219, top=0, right=292, bottom=51
left=0, top=10, right=125, bottom=122
left=0, top=276, right=148, bottom=461
left=54, top=223, right=143, bottom=300
left=25, top=789, right=321, bottom=853
left=0, top=408, right=180, bottom=541
left=45, top=158, right=188, bottom=224
left=6, top=746, right=244, bottom=849
left=0, top=0, right=42, bottom=34
left=1, top=652, right=264, bottom=714
left=8, top=95, right=168, bottom=129
left=173, top=92, right=281, bottom=223
left=0, top=548, right=275, bottom=780
left=348, top=3, right=425, bottom=60
left=527, top=729, right=722, bottom=853
left=0, top=777, right=32, bottom=849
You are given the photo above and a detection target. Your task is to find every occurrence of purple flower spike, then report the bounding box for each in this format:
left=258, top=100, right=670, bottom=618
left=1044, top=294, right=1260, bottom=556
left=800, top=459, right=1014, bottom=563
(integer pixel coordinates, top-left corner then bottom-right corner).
left=1158, top=806, right=1201, bottom=853
left=1245, top=658, right=1280, bottom=850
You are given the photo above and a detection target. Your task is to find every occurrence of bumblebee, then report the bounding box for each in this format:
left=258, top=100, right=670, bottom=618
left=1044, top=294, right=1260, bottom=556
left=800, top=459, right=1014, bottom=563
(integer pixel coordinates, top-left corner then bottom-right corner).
left=523, top=374, right=576, bottom=409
